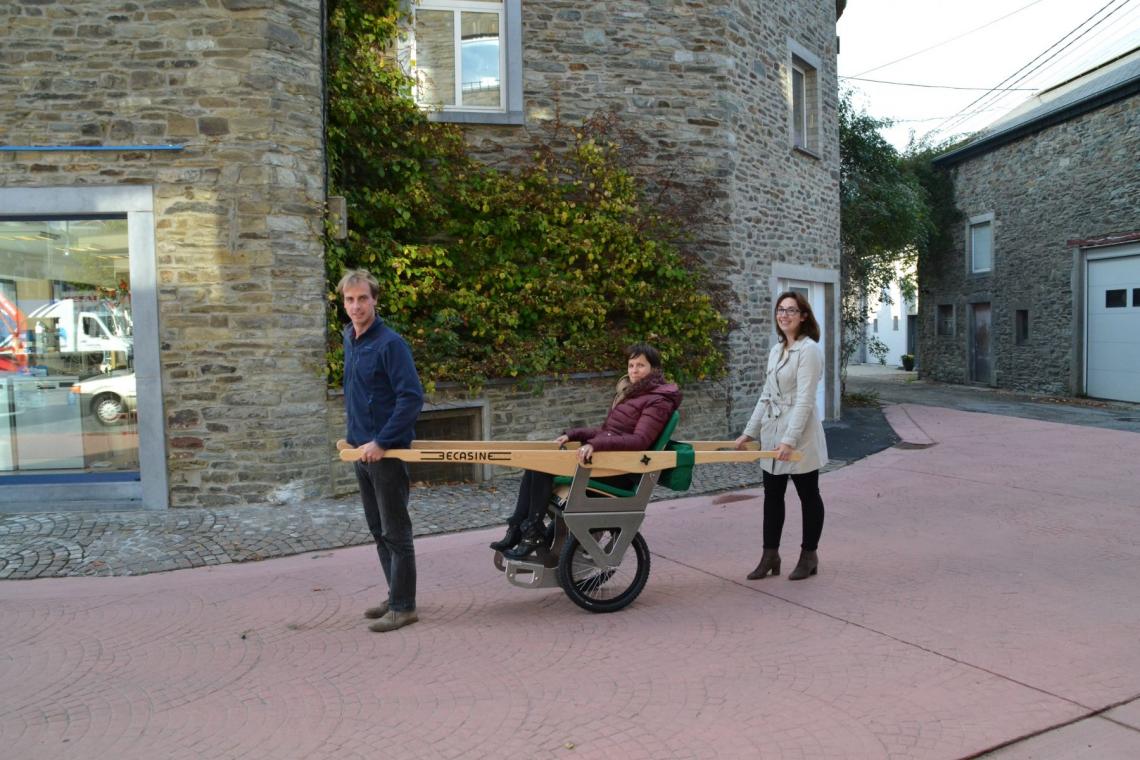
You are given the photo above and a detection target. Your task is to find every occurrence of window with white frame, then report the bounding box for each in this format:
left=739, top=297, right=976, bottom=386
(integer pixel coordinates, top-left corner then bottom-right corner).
left=411, top=0, right=523, bottom=124
left=968, top=213, right=994, bottom=274
left=788, top=39, right=821, bottom=154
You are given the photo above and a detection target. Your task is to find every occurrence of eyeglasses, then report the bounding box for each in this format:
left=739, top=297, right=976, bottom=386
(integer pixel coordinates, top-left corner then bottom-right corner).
left=776, top=308, right=801, bottom=316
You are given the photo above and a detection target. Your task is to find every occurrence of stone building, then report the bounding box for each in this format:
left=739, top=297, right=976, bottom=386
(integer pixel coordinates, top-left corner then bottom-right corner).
left=922, top=48, right=1140, bottom=403
left=1, top=0, right=844, bottom=511
left=1, top=0, right=328, bottom=509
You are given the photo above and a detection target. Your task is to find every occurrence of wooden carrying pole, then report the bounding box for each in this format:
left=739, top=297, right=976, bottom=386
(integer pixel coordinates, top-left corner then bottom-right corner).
left=337, top=441, right=799, bottom=478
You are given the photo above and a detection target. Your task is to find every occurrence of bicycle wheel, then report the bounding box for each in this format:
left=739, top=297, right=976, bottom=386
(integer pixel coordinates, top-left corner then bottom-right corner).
left=558, top=528, right=650, bottom=613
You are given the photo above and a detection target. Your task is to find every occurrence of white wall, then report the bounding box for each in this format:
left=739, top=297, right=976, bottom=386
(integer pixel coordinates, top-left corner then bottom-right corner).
left=864, top=277, right=916, bottom=367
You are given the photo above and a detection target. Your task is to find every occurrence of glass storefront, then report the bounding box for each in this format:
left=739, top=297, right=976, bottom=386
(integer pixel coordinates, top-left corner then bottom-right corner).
left=0, top=217, right=138, bottom=480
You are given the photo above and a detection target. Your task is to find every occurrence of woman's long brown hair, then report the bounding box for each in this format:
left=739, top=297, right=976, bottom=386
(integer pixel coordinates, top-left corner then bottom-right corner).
left=774, top=290, right=820, bottom=344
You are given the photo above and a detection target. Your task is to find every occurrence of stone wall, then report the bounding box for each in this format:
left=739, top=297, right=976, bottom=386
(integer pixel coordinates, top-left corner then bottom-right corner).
left=457, top=0, right=842, bottom=430
left=1, top=0, right=329, bottom=507
left=327, top=375, right=731, bottom=496
left=919, top=93, right=1140, bottom=394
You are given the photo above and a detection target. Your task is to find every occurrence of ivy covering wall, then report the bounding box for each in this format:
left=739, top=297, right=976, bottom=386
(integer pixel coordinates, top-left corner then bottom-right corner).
left=325, top=0, right=727, bottom=388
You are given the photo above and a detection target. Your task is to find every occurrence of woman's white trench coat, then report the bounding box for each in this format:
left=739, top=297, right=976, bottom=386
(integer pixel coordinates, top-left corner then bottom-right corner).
left=742, top=336, right=828, bottom=475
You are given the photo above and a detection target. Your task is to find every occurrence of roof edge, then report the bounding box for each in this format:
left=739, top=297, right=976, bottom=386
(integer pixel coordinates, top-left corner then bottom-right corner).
left=933, top=72, right=1140, bottom=167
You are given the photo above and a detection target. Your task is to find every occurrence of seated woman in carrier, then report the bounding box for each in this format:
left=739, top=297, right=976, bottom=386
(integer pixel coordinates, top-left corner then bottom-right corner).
left=491, top=343, right=682, bottom=560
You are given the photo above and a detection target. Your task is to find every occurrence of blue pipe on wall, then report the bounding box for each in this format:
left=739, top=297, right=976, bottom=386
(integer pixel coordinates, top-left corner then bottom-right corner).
left=0, top=145, right=185, bottom=152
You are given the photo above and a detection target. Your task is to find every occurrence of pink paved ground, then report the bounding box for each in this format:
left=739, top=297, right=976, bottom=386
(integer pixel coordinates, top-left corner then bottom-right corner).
left=2, top=404, right=1138, bottom=759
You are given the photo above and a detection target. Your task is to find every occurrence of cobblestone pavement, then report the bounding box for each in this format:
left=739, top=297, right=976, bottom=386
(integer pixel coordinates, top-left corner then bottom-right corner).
left=2, top=403, right=1138, bottom=759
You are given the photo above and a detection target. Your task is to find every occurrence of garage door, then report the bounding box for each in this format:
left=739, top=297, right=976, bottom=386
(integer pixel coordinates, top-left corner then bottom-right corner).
left=1086, top=245, right=1140, bottom=403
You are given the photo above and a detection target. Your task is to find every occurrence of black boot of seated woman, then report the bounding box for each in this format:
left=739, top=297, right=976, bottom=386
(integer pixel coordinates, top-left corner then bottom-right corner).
left=503, top=521, right=546, bottom=560
left=489, top=523, right=522, bottom=552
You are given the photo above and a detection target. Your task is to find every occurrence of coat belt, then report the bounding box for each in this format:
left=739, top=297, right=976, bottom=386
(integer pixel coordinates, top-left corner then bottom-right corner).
left=760, top=397, right=793, bottom=418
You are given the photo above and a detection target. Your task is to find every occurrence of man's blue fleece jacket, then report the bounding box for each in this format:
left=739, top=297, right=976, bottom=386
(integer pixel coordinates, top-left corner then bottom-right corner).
left=342, top=317, right=424, bottom=449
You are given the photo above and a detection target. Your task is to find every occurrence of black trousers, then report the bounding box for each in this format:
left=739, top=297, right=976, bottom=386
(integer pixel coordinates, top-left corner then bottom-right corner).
left=354, top=458, right=417, bottom=612
left=509, top=469, right=639, bottom=529
left=762, top=469, right=825, bottom=551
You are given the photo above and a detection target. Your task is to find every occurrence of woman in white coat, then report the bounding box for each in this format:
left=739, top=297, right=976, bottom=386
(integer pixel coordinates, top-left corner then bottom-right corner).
left=735, top=291, right=828, bottom=581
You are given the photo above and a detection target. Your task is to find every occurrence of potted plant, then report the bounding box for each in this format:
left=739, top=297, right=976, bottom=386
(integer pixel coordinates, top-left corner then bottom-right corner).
left=900, top=353, right=915, bottom=371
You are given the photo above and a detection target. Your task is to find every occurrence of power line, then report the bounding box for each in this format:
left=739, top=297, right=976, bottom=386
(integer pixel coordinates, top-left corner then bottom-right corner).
left=841, top=75, right=1037, bottom=92
left=935, top=0, right=1133, bottom=135
left=1021, top=4, right=1140, bottom=87
left=930, top=0, right=1133, bottom=138
left=849, top=0, right=1052, bottom=78
left=885, top=109, right=1012, bottom=124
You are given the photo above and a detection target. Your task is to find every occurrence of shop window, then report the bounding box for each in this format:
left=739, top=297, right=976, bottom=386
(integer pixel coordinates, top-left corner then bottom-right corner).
left=0, top=185, right=165, bottom=509
left=0, top=218, right=136, bottom=476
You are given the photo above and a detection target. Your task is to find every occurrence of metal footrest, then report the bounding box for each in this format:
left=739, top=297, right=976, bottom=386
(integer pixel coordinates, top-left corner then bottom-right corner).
left=505, top=558, right=560, bottom=589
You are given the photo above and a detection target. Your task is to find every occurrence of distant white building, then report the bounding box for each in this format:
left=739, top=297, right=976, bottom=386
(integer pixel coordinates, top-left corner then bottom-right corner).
left=861, top=263, right=916, bottom=368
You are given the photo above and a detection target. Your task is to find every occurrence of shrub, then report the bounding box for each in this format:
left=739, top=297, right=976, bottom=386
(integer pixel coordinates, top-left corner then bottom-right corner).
left=326, top=0, right=727, bottom=389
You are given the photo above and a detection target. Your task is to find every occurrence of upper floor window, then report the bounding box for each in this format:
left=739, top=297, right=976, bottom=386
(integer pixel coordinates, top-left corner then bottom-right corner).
left=788, top=39, right=821, bottom=155
left=410, top=0, right=523, bottom=125
left=968, top=213, right=994, bottom=274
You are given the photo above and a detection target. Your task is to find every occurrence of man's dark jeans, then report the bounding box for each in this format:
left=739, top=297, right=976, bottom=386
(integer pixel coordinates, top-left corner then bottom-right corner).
left=354, top=458, right=416, bottom=612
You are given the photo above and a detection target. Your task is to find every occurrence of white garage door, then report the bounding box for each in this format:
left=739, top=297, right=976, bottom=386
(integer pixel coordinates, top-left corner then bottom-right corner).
left=1086, top=245, right=1140, bottom=403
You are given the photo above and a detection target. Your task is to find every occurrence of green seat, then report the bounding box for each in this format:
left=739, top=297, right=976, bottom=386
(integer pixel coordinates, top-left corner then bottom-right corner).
left=553, top=410, right=681, bottom=498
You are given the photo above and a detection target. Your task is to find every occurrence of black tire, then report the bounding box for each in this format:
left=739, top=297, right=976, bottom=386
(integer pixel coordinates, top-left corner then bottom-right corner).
left=558, top=528, right=650, bottom=613
left=91, top=393, right=125, bottom=426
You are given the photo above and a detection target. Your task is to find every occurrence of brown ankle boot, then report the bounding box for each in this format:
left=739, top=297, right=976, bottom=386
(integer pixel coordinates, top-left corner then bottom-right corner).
left=788, top=550, right=818, bottom=580
left=747, top=549, right=781, bottom=579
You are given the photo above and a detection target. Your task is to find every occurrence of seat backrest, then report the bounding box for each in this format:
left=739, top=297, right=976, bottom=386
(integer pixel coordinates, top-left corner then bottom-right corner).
left=651, top=410, right=680, bottom=451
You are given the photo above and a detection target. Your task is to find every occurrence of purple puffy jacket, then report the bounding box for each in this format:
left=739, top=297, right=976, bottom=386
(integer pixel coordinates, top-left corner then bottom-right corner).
left=563, top=372, right=682, bottom=452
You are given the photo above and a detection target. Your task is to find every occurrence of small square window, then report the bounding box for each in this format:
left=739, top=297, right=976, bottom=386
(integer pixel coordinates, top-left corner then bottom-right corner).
left=937, top=304, right=954, bottom=336
left=1015, top=310, right=1029, bottom=346
left=1106, top=289, right=1126, bottom=308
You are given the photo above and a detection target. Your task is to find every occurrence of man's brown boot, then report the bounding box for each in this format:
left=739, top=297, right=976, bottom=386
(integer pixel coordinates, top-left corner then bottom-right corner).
left=363, top=601, right=389, bottom=619
left=369, top=609, right=419, bottom=633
